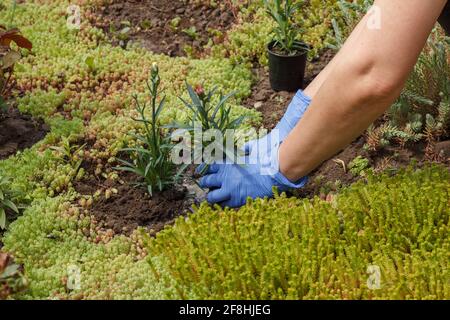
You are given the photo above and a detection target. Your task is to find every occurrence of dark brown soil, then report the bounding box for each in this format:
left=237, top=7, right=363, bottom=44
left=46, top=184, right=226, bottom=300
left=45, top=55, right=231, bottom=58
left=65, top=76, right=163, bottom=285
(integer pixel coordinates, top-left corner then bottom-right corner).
left=243, top=50, right=334, bottom=131
left=74, top=166, right=194, bottom=236
left=90, top=0, right=235, bottom=57
left=0, top=108, right=49, bottom=160
left=294, top=138, right=368, bottom=199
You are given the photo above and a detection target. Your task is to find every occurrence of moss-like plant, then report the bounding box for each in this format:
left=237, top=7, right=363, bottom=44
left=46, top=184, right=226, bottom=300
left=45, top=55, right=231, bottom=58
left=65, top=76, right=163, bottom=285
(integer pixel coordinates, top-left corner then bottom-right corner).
left=147, top=165, right=450, bottom=300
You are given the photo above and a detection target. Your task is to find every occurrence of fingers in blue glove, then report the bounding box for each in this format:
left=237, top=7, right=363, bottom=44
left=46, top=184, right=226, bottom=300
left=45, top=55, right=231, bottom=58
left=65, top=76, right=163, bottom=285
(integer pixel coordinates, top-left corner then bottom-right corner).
left=195, top=163, right=221, bottom=175
left=207, top=163, right=220, bottom=174
left=199, top=173, right=222, bottom=189
left=207, top=188, right=231, bottom=204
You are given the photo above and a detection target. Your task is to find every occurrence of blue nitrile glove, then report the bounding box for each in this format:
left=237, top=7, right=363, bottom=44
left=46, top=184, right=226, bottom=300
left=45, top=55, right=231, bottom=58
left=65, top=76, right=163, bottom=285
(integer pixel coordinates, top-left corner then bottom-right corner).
left=244, top=89, right=311, bottom=155
left=199, top=140, right=308, bottom=208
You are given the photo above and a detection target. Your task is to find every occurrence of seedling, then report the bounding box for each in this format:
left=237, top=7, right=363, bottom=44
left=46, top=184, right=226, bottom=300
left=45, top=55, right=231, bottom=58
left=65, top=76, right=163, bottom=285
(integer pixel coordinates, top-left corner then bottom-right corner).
left=115, top=22, right=132, bottom=48
left=140, top=19, right=152, bottom=30
left=171, top=83, right=246, bottom=172
left=207, top=28, right=223, bottom=38
left=50, top=137, right=85, bottom=174
left=170, top=17, right=181, bottom=31
left=84, top=55, right=96, bottom=74
left=0, top=176, right=20, bottom=229
left=263, top=0, right=307, bottom=55
left=115, top=63, right=183, bottom=196
left=183, top=44, right=195, bottom=58
left=182, top=26, right=199, bottom=40
left=348, top=156, right=370, bottom=176
left=118, top=27, right=131, bottom=41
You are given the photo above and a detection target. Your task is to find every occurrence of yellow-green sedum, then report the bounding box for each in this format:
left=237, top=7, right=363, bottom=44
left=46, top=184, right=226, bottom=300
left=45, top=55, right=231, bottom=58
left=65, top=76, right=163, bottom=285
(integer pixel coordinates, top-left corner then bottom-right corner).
left=2, top=195, right=176, bottom=299
left=149, top=166, right=450, bottom=300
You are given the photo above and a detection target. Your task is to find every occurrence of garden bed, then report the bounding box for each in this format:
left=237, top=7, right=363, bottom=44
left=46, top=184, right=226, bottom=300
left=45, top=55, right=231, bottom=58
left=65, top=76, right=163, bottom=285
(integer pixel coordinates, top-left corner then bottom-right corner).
left=90, top=0, right=235, bottom=56
left=0, top=0, right=448, bottom=300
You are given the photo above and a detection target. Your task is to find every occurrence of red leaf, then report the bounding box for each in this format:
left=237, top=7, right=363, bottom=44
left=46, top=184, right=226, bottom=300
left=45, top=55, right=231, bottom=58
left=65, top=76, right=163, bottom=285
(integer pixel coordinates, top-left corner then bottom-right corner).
left=0, top=29, right=32, bottom=50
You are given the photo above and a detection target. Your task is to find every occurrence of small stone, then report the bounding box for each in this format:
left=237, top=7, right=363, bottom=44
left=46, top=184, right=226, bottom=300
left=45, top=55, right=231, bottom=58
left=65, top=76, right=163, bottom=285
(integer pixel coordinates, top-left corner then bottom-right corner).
left=176, top=8, right=185, bottom=14
left=254, top=101, right=263, bottom=110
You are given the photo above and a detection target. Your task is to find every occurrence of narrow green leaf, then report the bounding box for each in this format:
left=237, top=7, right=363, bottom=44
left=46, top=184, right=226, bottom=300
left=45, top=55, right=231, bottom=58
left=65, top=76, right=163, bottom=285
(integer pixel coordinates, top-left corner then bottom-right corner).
left=3, top=199, right=19, bottom=213
left=0, top=208, right=6, bottom=229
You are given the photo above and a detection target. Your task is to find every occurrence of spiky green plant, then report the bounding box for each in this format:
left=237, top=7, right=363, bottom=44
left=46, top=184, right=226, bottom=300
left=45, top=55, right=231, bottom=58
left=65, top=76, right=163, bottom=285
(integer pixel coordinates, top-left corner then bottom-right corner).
left=365, top=31, right=450, bottom=151
left=264, top=0, right=308, bottom=55
left=50, top=137, right=85, bottom=174
left=115, top=64, right=182, bottom=196
left=172, top=83, right=246, bottom=171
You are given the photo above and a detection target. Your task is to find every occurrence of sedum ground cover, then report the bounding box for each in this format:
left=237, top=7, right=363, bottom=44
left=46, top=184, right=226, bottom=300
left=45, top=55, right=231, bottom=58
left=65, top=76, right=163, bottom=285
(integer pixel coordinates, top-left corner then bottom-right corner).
left=0, top=0, right=449, bottom=299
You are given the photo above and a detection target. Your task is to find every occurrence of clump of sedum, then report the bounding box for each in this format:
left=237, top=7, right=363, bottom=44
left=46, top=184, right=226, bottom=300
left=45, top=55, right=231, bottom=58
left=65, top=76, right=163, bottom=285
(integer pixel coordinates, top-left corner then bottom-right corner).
left=148, top=165, right=450, bottom=300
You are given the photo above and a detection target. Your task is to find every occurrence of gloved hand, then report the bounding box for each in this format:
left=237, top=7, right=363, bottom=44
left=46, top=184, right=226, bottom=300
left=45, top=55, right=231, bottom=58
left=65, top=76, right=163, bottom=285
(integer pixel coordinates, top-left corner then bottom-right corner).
left=244, top=90, right=311, bottom=155
left=199, top=140, right=307, bottom=208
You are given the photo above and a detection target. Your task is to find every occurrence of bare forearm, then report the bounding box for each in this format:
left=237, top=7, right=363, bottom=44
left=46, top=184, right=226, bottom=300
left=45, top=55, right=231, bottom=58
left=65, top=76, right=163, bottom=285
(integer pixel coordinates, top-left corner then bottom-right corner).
left=280, top=0, right=447, bottom=181
left=305, top=13, right=371, bottom=98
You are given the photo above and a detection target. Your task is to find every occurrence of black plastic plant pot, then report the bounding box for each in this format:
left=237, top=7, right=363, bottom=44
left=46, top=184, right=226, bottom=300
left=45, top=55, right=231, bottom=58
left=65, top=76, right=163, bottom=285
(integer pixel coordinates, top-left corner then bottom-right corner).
left=267, top=41, right=308, bottom=92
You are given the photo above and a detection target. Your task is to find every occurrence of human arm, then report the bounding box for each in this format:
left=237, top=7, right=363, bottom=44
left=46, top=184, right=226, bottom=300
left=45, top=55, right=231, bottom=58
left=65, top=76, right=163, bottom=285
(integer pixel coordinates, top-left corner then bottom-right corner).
left=279, top=0, right=448, bottom=181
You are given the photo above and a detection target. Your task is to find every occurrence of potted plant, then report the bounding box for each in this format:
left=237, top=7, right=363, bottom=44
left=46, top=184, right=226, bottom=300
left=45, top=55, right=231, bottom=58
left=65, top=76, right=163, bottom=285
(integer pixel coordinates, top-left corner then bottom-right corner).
left=264, top=0, right=309, bottom=92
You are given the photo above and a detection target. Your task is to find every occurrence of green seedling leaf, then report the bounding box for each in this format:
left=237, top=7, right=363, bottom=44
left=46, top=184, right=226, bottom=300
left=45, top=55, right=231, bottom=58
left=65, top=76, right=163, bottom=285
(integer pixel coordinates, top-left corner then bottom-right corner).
left=1, top=50, right=21, bottom=69
left=0, top=96, right=7, bottom=111
left=0, top=264, right=19, bottom=279
left=3, top=199, right=19, bottom=213
left=0, top=208, right=6, bottom=229
left=85, top=55, right=95, bottom=70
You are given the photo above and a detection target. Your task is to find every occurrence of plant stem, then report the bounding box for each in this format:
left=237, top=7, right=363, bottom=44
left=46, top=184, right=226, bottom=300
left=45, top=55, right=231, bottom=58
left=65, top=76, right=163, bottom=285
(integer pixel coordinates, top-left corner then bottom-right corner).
left=8, top=0, right=17, bottom=28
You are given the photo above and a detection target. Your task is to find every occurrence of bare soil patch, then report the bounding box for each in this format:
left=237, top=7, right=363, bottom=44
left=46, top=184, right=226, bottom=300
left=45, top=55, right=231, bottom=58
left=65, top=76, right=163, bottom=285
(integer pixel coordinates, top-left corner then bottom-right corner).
left=74, top=161, right=197, bottom=236
left=90, top=0, right=235, bottom=57
left=0, top=108, right=49, bottom=160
